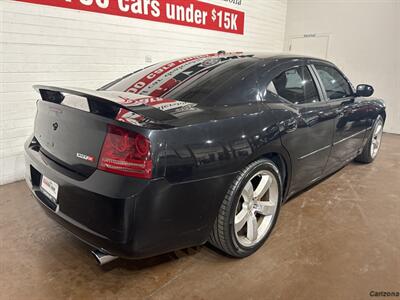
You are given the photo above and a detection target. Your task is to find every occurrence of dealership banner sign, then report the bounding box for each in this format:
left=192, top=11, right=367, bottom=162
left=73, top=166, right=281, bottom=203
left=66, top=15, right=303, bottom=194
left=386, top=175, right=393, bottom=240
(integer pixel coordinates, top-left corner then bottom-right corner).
left=15, top=0, right=245, bottom=34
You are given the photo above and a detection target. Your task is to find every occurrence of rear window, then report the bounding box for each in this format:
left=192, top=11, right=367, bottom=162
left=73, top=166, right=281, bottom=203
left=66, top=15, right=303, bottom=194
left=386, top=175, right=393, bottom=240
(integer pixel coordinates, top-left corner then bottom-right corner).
left=102, top=55, right=260, bottom=106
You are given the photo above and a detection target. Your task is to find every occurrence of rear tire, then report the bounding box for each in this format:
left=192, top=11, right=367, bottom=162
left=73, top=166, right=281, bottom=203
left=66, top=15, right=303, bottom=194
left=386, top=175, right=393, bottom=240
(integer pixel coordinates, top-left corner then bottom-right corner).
left=355, top=115, right=384, bottom=163
left=209, top=159, right=282, bottom=258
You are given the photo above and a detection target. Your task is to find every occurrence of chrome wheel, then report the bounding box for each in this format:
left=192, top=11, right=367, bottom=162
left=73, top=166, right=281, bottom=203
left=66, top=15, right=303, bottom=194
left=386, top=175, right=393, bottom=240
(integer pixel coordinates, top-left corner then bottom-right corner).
left=234, top=170, right=279, bottom=247
left=370, top=119, right=383, bottom=159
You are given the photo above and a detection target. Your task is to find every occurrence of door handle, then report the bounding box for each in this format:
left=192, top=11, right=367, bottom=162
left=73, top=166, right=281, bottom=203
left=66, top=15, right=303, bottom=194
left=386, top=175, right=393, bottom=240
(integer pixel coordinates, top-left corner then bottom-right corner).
left=286, top=119, right=298, bottom=133
left=340, top=98, right=355, bottom=106
left=335, top=108, right=345, bottom=118
left=335, top=107, right=344, bottom=117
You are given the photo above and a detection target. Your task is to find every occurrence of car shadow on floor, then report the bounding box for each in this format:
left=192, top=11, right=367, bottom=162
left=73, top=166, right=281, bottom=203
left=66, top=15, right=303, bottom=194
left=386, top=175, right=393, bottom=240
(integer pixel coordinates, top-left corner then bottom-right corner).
left=70, top=161, right=361, bottom=271
left=98, top=247, right=206, bottom=271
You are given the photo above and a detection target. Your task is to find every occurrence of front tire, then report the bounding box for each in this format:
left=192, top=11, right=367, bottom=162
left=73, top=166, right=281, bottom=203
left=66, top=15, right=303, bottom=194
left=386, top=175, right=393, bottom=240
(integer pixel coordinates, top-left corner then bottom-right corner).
left=209, top=159, right=282, bottom=258
left=356, top=115, right=384, bottom=163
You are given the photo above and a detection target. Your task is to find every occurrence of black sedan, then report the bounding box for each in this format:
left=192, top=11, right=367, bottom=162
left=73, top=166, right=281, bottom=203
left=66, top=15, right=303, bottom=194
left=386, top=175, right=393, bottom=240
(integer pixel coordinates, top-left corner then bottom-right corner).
left=24, top=52, right=385, bottom=264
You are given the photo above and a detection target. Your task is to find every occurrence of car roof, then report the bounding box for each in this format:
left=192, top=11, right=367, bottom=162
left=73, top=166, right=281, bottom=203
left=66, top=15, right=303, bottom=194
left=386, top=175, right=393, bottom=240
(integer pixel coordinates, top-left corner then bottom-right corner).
left=166, top=52, right=334, bottom=70
left=249, top=52, right=331, bottom=62
left=102, top=52, right=335, bottom=101
left=197, top=51, right=332, bottom=65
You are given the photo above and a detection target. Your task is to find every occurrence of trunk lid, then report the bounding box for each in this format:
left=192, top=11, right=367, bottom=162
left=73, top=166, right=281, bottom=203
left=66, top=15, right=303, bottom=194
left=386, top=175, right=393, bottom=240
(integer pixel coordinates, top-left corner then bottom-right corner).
left=33, top=85, right=181, bottom=177
left=35, top=100, right=107, bottom=177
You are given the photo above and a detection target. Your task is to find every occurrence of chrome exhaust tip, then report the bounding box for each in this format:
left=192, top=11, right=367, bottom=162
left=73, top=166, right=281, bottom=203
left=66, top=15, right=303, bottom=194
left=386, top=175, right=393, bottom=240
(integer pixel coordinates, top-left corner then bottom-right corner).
left=91, top=249, right=118, bottom=265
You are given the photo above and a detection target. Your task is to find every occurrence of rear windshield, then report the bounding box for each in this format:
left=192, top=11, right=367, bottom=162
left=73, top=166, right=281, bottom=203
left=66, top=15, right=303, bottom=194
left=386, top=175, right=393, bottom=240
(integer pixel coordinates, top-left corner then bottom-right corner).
left=102, top=55, right=260, bottom=106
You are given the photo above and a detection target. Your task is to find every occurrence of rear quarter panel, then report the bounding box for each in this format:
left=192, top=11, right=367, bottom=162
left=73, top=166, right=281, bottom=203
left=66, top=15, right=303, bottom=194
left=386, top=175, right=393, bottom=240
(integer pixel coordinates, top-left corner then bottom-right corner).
left=159, top=103, right=283, bottom=183
left=131, top=102, right=287, bottom=251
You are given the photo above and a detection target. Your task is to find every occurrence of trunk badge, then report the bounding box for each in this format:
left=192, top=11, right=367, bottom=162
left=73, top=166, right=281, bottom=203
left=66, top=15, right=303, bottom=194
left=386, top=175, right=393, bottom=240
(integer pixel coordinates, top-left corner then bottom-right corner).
left=52, top=122, right=59, bottom=131
left=76, top=153, right=96, bottom=163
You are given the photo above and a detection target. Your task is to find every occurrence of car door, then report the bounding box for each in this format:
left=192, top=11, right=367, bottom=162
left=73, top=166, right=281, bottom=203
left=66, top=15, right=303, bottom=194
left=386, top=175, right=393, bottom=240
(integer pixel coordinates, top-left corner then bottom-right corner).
left=260, top=61, right=336, bottom=194
left=311, top=63, right=369, bottom=172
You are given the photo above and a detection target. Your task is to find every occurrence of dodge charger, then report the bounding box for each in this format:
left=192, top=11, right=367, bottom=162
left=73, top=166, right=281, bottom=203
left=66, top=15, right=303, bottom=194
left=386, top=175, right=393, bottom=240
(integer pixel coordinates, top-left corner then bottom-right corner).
left=24, top=52, right=385, bottom=264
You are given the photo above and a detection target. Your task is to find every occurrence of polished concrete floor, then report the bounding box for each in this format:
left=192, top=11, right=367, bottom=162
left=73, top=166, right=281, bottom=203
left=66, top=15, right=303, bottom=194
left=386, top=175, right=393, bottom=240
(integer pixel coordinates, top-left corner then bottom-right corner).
left=1, top=134, right=399, bottom=300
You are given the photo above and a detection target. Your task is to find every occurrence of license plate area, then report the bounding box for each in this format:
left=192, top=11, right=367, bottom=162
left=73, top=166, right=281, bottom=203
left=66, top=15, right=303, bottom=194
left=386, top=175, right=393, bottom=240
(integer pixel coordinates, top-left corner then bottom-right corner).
left=40, top=175, right=59, bottom=204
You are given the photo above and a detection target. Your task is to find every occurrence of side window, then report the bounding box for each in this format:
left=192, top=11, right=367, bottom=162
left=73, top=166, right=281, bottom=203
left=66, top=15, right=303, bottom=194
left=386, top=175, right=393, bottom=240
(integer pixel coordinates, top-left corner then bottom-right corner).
left=314, top=65, right=353, bottom=100
left=267, top=66, right=320, bottom=105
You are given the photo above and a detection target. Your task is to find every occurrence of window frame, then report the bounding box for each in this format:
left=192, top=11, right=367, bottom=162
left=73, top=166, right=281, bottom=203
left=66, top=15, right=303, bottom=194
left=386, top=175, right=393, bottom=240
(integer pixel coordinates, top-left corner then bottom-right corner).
left=262, top=62, right=325, bottom=107
left=310, top=62, right=356, bottom=102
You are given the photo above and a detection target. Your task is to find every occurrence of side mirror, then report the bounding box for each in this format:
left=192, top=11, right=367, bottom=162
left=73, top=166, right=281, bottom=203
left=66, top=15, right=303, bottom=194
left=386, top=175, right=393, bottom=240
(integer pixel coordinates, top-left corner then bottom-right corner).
left=356, top=84, right=374, bottom=97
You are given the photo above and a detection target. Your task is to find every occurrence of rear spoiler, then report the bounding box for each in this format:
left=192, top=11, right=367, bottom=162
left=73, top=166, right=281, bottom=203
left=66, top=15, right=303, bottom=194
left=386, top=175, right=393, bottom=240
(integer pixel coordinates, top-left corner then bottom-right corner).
left=33, top=85, right=177, bottom=122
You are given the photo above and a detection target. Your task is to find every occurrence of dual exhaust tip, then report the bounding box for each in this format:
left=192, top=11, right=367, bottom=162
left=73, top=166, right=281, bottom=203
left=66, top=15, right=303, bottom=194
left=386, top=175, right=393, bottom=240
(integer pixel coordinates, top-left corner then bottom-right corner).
left=91, top=249, right=118, bottom=265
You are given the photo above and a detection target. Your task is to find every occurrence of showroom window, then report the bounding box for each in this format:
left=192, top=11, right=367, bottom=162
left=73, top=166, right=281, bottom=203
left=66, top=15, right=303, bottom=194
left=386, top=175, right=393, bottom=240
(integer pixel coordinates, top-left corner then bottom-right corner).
left=267, top=66, right=320, bottom=105
left=314, top=65, right=353, bottom=100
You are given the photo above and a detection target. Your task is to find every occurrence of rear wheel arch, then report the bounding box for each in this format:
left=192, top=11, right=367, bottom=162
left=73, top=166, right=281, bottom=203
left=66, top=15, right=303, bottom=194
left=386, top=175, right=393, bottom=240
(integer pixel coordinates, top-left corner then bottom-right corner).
left=261, top=152, right=291, bottom=201
left=379, top=110, right=386, bottom=122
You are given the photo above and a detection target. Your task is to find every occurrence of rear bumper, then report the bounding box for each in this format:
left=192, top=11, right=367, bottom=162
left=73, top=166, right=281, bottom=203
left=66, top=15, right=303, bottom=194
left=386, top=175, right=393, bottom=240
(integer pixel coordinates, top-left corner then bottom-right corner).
left=24, top=136, right=236, bottom=259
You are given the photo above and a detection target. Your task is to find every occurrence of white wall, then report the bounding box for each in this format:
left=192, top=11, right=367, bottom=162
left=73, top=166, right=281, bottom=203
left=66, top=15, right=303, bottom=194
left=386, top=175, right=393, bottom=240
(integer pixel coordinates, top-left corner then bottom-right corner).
left=0, top=0, right=288, bottom=185
left=285, top=0, right=400, bottom=134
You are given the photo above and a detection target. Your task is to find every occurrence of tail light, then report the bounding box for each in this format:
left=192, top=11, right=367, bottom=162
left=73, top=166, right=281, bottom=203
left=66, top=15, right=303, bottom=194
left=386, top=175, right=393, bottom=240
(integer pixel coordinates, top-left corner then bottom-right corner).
left=98, top=124, right=152, bottom=179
